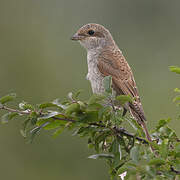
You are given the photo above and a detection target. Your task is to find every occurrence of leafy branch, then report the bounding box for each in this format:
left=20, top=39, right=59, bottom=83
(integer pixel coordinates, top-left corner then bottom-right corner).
left=0, top=71, right=179, bottom=180
left=0, top=95, right=148, bottom=144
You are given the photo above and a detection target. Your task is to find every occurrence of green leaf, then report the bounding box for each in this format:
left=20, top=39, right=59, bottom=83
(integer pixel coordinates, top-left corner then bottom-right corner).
left=125, top=117, right=137, bottom=131
left=19, top=102, right=34, bottom=110
left=29, top=127, right=41, bottom=143
left=174, top=88, right=180, bottom=93
left=110, top=139, right=119, bottom=154
left=30, top=116, right=38, bottom=125
left=52, top=127, right=64, bottom=138
left=169, top=66, right=180, bottom=74
left=43, top=120, right=66, bottom=130
left=20, top=129, right=27, bottom=137
left=39, top=101, right=64, bottom=111
left=65, top=103, right=80, bottom=115
left=73, top=90, right=83, bottom=99
left=39, top=102, right=57, bottom=109
left=175, top=143, right=180, bottom=152
left=173, top=96, right=180, bottom=102
left=103, top=76, right=112, bottom=93
left=95, top=130, right=111, bottom=145
left=109, top=138, right=123, bottom=167
left=86, top=103, right=103, bottom=112
left=117, top=167, right=128, bottom=176
left=0, top=93, right=16, bottom=104
left=145, top=165, right=156, bottom=178
left=75, top=127, right=88, bottom=135
left=156, top=119, right=171, bottom=130
left=1, top=112, right=18, bottom=124
left=88, top=153, right=114, bottom=160
left=126, top=117, right=144, bottom=137
left=79, top=111, right=99, bottom=122
left=175, top=152, right=180, bottom=158
left=88, top=94, right=106, bottom=105
left=130, top=146, right=140, bottom=164
left=116, top=95, right=133, bottom=105
left=159, top=139, right=168, bottom=159
left=159, top=126, right=174, bottom=138
left=148, top=158, right=166, bottom=166
left=77, top=101, right=86, bottom=111
left=52, top=99, right=67, bottom=109
left=20, top=118, right=31, bottom=137
left=98, top=106, right=111, bottom=120
left=37, top=114, right=68, bottom=127
left=38, top=111, right=60, bottom=120
left=1, top=113, right=11, bottom=124
left=29, top=122, right=49, bottom=143
left=149, top=141, right=160, bottom=150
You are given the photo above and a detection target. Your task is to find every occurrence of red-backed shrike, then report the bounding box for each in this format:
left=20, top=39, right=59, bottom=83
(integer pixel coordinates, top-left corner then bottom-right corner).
left=71, top=23, right=151, bottom=142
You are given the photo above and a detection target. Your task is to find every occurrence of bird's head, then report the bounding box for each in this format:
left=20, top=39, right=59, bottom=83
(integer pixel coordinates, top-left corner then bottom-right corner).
left=71, top=23, right=115, bottom=51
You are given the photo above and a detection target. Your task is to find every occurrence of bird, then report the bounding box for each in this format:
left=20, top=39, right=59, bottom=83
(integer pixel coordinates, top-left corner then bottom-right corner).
left=71, top=23, right=152, bottom=143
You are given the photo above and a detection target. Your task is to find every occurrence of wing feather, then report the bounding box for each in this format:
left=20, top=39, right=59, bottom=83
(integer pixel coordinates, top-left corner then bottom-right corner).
left=97, top=49, right=146, bottom=122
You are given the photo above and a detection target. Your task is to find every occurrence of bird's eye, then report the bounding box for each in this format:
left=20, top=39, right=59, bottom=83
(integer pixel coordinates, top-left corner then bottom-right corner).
left=88, top=30, right=95, bottom=35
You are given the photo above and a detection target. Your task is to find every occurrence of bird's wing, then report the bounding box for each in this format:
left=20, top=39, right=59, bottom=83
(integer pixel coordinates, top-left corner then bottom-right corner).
left=97, top=49, right=139, bottom=98
left=97, top=49, right=146, bottom=122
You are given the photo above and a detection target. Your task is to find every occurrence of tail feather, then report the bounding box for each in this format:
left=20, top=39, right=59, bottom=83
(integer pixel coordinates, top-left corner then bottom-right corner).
left=129, top=107, right=152, bottom=142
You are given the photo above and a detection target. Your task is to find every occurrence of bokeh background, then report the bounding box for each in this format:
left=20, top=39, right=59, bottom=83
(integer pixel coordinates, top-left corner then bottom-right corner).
left=0, top=0, right=180, bottom=179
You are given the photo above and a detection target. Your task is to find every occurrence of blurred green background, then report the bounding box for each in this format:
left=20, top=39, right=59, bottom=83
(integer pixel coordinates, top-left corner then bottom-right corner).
left=0, top=0, right=180, bottom=179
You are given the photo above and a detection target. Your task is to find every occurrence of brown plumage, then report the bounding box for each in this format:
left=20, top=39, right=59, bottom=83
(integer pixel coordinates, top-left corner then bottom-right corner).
left=97, top=48, right=146, bottom=122
left=71, top=23, right=152, bottom=143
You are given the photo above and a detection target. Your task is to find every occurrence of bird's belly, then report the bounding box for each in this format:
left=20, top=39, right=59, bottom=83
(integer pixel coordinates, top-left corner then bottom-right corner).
left=87, top=70, right=105, bottom=94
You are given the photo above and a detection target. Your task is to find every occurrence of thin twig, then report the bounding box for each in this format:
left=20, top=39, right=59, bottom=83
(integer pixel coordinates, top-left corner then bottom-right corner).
left=52, top=116, right=76, bottom=123
left=0, top=105, right=30, bottom=115
left=170, top=166, right=180, bottom=175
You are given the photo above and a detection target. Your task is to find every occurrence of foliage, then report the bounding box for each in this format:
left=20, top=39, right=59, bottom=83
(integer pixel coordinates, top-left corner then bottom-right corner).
left=169, top=66, right=180, bottom=75
left=0, top=72, right=179, bottom=179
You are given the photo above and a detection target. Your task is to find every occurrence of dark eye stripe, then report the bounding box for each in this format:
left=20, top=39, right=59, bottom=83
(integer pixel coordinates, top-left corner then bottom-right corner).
left=88, top=30, right=95, bottom=35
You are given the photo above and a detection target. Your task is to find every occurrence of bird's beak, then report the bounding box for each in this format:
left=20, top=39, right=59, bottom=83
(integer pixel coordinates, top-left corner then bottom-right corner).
left=71, top=33, right=84, bottom=41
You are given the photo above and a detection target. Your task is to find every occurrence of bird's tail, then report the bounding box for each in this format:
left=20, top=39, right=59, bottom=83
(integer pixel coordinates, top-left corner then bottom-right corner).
left=140, top=120, right=152, bottom=142
left=129, top=108, right=156, bottom=153
left=129, top=107, right=152, bottom=142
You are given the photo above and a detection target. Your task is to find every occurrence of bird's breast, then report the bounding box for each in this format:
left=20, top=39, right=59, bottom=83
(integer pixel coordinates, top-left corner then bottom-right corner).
left=87, top=51, right=105, bottom=94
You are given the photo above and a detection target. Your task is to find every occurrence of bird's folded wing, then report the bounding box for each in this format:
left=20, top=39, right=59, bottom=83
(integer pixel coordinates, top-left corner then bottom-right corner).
left=97, top=49, right=139, bottom=99
left=97, top=49, right=146, bottom=122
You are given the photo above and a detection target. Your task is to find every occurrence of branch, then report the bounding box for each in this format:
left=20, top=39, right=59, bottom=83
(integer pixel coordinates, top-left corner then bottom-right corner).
left=114, top=127, right=148, bottom=144
left=52, top=116, right=76, bottom=123
left=0, top=105, right=148, bottom=144
left=90, top=123, right=148, bottom=144
left=170, top=166, right=180, bottom=175
left=0, top=105, right=30, bottom=115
